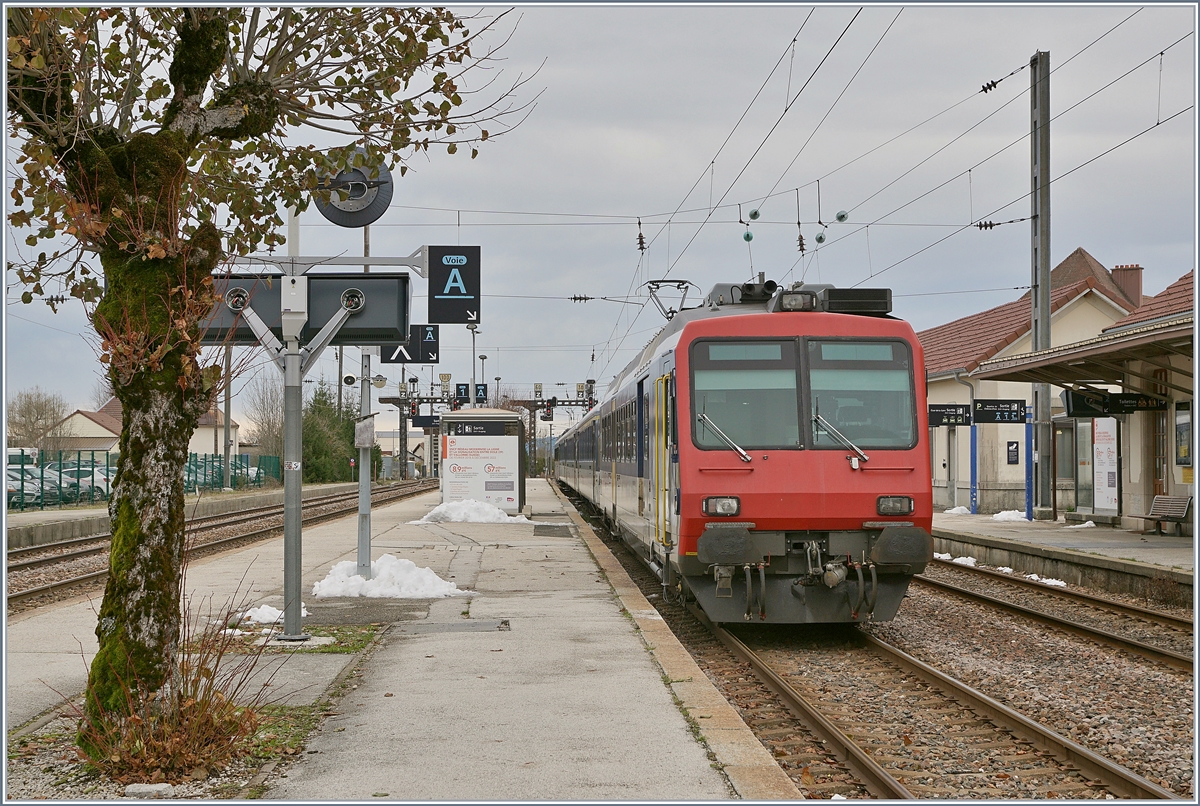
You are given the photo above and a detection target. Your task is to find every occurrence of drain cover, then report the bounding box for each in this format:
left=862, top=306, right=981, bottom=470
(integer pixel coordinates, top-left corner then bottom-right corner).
left=533, top=524, right=572, bottom=537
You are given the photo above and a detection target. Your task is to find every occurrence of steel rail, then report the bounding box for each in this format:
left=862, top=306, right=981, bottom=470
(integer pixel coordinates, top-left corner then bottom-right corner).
left=688, top=603, right=914, bottom=799
left=7, top=486, right=397, bottom=561
left=914, top=576, right=1193, bottom=671
left=858, top=631, right=1182, bottom=800
left=7, top=481, right=438, bottom=605
left=7, top=485, right=427, bottom=569
left=927, top=558, right=1193, bottom=631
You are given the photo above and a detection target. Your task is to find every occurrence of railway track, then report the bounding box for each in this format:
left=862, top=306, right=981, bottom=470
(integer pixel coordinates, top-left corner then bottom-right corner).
left=716, top=619, right=1179, bottom=799
left=7, top=480, right=438, bottom=607
left=559, top=484, right=1187, bottom=799
left=917, top=560, right=1193, bottom=671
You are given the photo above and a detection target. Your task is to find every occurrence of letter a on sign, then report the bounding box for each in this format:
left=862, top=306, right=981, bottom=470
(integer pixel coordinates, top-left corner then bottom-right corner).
left=442, top=269, right=468, bottom=297
left=428, top=245, right=481, bottom=325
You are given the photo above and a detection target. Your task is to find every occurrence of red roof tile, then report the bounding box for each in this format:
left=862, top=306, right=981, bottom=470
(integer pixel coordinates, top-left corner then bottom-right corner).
left=1105, top=270, right=1194, bottom=332
left=917, top=247, right=1136, bottom=376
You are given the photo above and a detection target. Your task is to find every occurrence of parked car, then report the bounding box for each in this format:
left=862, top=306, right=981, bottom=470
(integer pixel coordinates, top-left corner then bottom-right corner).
left=7, top=466, right=66, bottom=503
left=6, top=470, right=41, bottom=507
left=57, top=467, right=112, bottom=499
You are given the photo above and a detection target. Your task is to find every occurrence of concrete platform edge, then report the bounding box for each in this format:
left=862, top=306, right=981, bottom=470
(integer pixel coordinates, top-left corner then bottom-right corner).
left=933, top=526, right=1194, bottom=589
left=550, top=483, right=802, bottom=800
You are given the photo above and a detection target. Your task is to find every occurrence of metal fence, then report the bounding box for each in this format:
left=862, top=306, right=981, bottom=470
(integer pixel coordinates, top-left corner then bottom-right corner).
left=6, top=450, right=278, bottom=511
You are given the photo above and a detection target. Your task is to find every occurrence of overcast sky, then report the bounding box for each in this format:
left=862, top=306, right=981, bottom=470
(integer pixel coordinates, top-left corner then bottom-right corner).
left=4, top=3, right=1196, bottom=441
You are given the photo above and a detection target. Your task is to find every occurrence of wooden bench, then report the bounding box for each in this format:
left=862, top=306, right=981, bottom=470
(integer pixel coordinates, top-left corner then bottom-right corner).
left=1131, top=495, right=1193, bottom=536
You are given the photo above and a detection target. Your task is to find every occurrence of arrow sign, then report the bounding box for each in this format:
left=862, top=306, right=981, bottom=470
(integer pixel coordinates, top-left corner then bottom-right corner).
left=381, top=324, right=439, bottom=364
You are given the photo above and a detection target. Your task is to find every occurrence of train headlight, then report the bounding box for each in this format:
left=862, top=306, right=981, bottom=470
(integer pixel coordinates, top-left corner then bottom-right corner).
left=778, top=291, right=817, bottom=311
left=877, top=495, right=914, bottom=516
left=703, top=496, right=741, bottom=516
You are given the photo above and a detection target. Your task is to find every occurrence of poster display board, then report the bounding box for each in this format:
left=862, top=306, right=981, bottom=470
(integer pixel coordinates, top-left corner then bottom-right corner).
left=439, top=410, right=525, bottom=514
left=1093, top=417, right=1119, bottom=512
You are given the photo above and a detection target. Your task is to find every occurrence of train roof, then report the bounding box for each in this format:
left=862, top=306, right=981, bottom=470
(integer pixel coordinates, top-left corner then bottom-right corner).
left=556, top=280, right=898, bottom=443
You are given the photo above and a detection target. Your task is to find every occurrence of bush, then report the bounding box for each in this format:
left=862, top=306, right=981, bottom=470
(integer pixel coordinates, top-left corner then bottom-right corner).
left=74, top=592, right=282, bottom=784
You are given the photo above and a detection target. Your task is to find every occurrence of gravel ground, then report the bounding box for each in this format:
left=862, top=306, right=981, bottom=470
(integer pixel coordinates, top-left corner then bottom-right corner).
left=865, top=587, right=1195, bottom=797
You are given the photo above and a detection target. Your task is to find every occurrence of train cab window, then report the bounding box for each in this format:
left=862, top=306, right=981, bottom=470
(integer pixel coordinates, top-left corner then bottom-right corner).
left=691, top=340, right=800, bottom=449
left=808, top=340, right=915, bottom=449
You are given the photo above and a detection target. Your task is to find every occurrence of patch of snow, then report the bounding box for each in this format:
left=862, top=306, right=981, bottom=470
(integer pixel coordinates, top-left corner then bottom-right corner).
left=312, top=553, right=471, bottom=599
left=1065, top=520, right=1095, bottom=529
left=1024, top=573, right=1068, bottom=587
left=409, top=499, right=531, bottom=524
left=943, top=506, right=971, bottom=515
left=997, top=567, right=1014, bottom=574
left=951, top=556, right=978, bottom=567
left=241, top=603, right=307, bottom=624
left=933, top=552, right=952, bottom=560
left=992, top=510, right=1030, bottom=522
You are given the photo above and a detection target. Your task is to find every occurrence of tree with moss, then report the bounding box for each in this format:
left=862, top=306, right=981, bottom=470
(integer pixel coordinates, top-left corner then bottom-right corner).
left=6, top=6, right=532, bottom=750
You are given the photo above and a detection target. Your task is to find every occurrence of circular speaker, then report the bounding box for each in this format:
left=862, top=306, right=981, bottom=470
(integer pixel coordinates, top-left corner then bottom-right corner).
left=314, top=147, right=394, bottom=228
left=340, top=287, right=366, bottom=312
left=225, top=286, right=249, bottom=312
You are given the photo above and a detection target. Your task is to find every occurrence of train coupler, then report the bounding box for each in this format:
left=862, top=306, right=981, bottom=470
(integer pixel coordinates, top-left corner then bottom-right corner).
left=714, top=565, right=734, bottom=598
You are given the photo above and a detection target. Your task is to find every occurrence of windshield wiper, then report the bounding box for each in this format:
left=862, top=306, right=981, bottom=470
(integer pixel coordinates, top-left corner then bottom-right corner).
left=813, top=413, right=869, bottom=464
left=697, top=413, right=752, bottom=463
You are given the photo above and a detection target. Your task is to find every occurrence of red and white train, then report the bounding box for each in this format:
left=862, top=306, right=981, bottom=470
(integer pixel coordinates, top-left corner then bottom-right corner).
left=555, top=279, right=934, bottom=624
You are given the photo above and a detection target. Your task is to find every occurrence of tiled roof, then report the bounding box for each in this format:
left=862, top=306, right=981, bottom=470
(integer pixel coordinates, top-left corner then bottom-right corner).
left=73, top=397, right=238, bottom=433
left=917, top=247, right=1136, bottom=376
left=1105, top=270, right=1194, bottom=332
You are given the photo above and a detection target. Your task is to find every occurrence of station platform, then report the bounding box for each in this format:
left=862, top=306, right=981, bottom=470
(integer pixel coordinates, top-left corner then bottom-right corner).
left=931, top=511, right=1194, bottom=598
left=5, top=480, right=798, bottom=800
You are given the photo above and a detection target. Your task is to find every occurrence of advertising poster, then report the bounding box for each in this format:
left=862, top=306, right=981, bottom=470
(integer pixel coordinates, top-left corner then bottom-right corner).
left=1092, top=417, right=1119, bottom=512
left=441, top=435, right=520, bottom=513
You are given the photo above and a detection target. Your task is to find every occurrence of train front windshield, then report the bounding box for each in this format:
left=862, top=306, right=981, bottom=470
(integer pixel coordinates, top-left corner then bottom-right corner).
left=690, top=338, right=916, bottom=451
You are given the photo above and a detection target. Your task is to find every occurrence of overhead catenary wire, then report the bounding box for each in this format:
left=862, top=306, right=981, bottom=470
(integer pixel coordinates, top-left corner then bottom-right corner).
left=793, top=29, right=1195, bottom=282
left=848, top=103, right=1193, bottom=288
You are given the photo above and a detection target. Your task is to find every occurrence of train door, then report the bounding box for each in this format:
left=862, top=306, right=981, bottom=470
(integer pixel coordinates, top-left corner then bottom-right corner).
left=637, top=378, right=646, bottom=517
left=653, top=369, right=677, bottom=554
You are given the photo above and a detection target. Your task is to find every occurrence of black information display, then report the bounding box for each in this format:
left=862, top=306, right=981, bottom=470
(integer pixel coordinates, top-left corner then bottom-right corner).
left=427, top=245, right=481, bottom=324
left=973, top=399, right=1027, bottom=424
left=1062, top=390, right=1169, bottom=417
left=452, top=382, right=489, bottom=403
left=928, top=404, right=971, bottom=426
left=1007, top=441, right=1019, bottom=464
left=411, top=415, right=440, bottom=429
left=446, top=421, right=505, bottom=436
left=381, top=324, right=440, bottom=364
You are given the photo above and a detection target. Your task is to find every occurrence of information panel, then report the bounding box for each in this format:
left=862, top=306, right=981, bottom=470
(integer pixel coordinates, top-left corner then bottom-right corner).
left=442, top=435, right=520, bottom=513
left=1093, top=417, right=1119, bottom=511
left=973, top=399, right=1027, bottom=424
left=381, top=324, right=440, bottom=364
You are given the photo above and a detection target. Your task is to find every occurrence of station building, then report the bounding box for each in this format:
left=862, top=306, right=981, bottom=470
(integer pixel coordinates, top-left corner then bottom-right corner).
left=975, top=269, right=1193, bottom=532
left=47, top=396, right=240, bottom=458
left=918, top=248, right=1142, bottom=512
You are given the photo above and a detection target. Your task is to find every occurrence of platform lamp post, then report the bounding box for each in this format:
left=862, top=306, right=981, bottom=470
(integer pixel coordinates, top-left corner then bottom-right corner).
left=467, top=324, right=480, bottom=407
left=479, top=355, right=488, bottom=405
left=495, top=377, right=501, bottom=408
left=408, top=376, right=420, bottom=478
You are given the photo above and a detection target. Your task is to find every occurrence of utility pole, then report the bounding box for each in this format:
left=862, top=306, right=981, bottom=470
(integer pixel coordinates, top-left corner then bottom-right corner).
left=357, top=226, right=373, bottom=579
left=223, top=345, right=232, bottom=489
left=1030, top=51, right=1052, bottom=518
